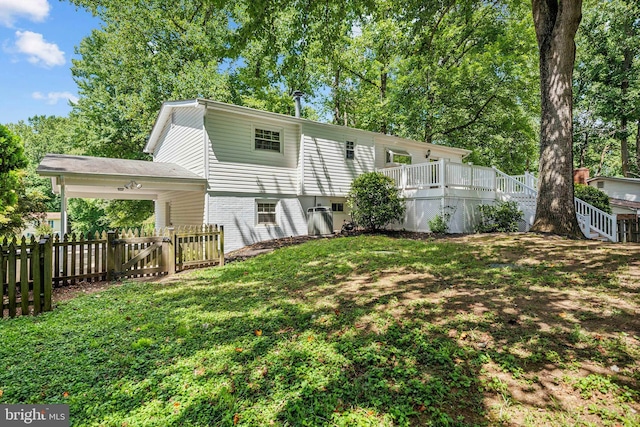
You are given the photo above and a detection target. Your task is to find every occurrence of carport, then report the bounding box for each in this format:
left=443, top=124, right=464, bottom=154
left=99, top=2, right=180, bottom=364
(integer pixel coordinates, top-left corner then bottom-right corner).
left=37, top=154, right=208, bottom=235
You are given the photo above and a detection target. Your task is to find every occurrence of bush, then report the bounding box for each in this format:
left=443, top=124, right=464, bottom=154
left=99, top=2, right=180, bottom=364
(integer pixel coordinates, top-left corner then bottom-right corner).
left=428, top=214, right=450, bottom=234
left=347, top=172, right=405, bottom=231
left=474, top=201, right=523, bottom=233
left=574, top=184, right=611, bottom=214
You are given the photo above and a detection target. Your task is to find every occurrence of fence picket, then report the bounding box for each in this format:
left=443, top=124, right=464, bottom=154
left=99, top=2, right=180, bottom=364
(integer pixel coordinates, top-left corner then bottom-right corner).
left=8, top=242, right=16, bottom=317
left=3, top=226, right=223, bottom=318
left=20, top=238, right=29, bottom=315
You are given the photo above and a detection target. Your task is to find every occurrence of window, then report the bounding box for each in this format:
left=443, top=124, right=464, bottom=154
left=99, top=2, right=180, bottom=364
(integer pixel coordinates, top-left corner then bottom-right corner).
left=47, top=220, right=55, bottom=228
left=331, top=203, right=344, bottom=212
left=597, top=181, right=605, bottom=189
left=346, top=141, right=355, bottom=160
left=257, top=201, right=277, bottom=224
left=255, top=128, right=281, bottom=152
left=386, top=149, right=412, bottom=165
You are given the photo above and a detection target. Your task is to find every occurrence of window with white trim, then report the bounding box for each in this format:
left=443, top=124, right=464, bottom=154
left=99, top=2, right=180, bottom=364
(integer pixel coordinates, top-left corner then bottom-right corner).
left=254, top=128, right=282, bottom=152
left=385, top=149, right=412, bottom=165
left=257, top=201, right=277, bottom=225
left=331, top=202, right=344, bottom=212
left=346, top=141, right=355, bottom=160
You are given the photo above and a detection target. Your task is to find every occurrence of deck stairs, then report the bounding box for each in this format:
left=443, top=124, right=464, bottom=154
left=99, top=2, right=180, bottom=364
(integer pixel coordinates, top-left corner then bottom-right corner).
left=495, top=169, right=618, bottom=242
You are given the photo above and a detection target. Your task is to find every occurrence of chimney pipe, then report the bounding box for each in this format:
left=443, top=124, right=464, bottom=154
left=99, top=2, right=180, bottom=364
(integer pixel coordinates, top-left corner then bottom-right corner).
left=292, top=90, right=303, bottom=118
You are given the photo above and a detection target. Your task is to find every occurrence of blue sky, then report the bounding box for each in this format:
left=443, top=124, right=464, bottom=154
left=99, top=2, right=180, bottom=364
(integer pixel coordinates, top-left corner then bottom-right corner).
left=0, top=0, right=100, bottom=125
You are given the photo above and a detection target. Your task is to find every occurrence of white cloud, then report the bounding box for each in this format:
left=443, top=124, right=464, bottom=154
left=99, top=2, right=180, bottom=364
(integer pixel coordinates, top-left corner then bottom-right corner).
left=0, top=0, right=50, bottom=27
left=14, top=31, right=64, bottom=67
left=32, top=91, right=78, bottom=105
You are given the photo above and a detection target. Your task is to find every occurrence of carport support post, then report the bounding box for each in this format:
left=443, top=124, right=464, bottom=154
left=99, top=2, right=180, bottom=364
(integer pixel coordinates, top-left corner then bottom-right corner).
left=59, top=176, right=68, bottom=236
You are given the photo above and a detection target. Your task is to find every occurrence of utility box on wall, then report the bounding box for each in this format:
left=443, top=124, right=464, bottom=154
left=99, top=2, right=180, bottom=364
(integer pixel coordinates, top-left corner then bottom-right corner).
left=307, top=207, right=333, bottom=235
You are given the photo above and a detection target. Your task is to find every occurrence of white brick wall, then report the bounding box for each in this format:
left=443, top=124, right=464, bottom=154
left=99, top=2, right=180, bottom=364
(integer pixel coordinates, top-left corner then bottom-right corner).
left=208, top=195, right=309, bottom=252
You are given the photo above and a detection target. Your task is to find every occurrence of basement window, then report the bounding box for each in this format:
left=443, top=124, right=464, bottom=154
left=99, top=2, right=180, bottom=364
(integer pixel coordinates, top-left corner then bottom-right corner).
left=257, top=201, right=277, bottom=225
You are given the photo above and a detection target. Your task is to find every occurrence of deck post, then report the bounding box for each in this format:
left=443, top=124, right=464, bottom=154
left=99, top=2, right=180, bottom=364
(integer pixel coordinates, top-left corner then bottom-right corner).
left=439, top=159, right=446, bottom=194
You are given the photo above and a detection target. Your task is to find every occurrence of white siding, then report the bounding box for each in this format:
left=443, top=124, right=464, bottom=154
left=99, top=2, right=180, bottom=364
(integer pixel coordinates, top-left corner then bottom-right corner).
left=374, top=136, right=465, bottom=169
left=205, top=109, right=299, bottom=194
left=155, top=191, right=205, bottom=227
left=592, top=179, right=640, bottom=202
left=207, top=195, right=309, bottom=252
left=153, top=107, right=205, bottom=176
left=302, top=123, right=375, bottom=197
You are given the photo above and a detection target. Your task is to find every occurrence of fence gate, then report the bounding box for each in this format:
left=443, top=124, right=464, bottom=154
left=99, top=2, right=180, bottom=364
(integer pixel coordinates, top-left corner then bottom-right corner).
left=108, top=231, right=172, bottom=279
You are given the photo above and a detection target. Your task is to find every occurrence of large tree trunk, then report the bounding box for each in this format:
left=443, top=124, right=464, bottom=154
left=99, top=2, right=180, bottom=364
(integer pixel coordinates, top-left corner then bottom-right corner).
left=530, top=0, right=583, bottom=238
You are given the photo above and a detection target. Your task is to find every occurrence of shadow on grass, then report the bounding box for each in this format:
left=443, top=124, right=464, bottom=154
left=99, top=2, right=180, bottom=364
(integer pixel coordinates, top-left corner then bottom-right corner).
left=0, top=234, right=638, bottom=426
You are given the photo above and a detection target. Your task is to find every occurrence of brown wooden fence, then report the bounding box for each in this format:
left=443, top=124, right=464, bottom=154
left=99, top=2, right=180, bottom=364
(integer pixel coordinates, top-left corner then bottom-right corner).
left=617, top=217, right=640, bottom=243
left=1, top=225, right=223, bottom=318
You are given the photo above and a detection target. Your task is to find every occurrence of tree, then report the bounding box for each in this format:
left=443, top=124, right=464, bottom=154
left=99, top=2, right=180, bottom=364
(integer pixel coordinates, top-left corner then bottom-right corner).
left=347, top=172, right=405, bottom=231
left=0, top=125, right=44, bottom=236
left=530, top=0, right=583, bottom=238
left=9, top=116, right=77, bottom=211
left=574, top=0, right=640, bottom=177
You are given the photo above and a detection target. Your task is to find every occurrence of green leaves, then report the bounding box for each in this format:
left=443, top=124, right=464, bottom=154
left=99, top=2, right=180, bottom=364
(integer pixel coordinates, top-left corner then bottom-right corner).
left=347, top=172, right=405, bottom=231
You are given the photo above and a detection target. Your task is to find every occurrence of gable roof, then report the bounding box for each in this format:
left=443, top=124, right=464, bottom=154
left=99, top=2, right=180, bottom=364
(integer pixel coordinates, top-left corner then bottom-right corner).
left=143, top=99, right=472, bottom=159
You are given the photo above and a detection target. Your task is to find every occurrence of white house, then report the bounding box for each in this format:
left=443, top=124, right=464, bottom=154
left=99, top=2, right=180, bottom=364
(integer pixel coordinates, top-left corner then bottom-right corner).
left=588, top=176, right=640, bottom=217
left=21, top=212, right=62, bottom=238
left=37, top=99, right=620, bottom=251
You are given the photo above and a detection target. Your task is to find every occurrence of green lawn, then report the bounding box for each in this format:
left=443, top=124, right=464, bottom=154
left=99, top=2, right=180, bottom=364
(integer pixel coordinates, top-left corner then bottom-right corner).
left=1, top=234, right=639, bottom=426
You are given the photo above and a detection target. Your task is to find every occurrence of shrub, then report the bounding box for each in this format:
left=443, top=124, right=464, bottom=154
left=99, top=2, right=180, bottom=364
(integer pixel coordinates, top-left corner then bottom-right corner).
left=474, top=201, right=523, bottom=233
left=347, top=172, right=405, bottom=231
left=428, top=214, right=450, bottom=234
left=574, top=184, right=611, bottom=214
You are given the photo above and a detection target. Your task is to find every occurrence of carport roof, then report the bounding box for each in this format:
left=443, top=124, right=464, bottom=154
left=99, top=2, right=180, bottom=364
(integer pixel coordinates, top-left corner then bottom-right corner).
left=37, top=154, right=207, bottom=200
left=37, top=154, right=204, bottom=182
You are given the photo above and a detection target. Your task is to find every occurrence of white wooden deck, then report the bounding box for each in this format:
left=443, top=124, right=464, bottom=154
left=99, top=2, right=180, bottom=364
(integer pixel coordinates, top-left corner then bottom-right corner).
left=379, top=161, right=619, bottom=242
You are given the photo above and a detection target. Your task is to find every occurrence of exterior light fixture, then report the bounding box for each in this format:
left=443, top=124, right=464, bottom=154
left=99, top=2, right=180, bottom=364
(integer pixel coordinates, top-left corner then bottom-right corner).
left=123, top=180, right=142, bottom=190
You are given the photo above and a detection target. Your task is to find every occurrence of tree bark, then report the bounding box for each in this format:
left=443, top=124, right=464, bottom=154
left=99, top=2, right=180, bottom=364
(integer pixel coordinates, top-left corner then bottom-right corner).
left=530, top=0, right=583, bottom=238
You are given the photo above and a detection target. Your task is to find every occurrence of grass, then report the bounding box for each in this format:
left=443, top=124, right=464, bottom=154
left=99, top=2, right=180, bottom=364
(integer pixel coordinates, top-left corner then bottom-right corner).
left=0, top=233, right=639, bottom=426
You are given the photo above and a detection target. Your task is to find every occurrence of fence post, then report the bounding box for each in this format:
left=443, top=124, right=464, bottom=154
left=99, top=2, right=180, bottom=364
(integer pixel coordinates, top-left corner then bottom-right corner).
left=219, top=225, right=225, bottom=266
left=106, top=231, right=116, bottom=281
left=164, top=228, right=176, bottom=275
left=42, top=236, right=52, bottom=312
left=439, top=159, right=446, bottom=193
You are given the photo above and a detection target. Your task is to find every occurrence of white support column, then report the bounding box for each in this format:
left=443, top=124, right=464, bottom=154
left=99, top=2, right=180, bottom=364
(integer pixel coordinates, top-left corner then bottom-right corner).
left=59, top=176, right=68, bottom=236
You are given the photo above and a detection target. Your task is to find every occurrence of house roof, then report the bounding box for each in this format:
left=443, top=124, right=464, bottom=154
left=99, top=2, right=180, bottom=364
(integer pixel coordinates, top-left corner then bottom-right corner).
left=587, top=176, right=640, bottom=185
left=37, top=154, right=207, bottom=200
left=609, top=198, right=640, bottom=210
left=143, top=98, right=472, bottom=159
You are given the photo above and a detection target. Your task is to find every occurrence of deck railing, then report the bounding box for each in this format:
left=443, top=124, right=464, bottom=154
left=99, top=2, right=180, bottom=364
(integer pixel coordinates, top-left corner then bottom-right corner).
left=379, top=160, right=495, bottom=192
left=495, top=169, right=617, bottom=242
